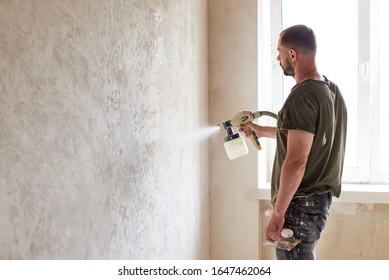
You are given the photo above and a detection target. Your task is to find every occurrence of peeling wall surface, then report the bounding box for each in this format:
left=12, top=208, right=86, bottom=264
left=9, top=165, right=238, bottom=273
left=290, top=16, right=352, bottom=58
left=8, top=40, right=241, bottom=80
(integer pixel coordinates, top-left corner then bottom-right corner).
left=260, top=201, right=389, bottom=260
left=0, top=0, right=209, bottom=259
left=318, top=203, right=389, bottom=259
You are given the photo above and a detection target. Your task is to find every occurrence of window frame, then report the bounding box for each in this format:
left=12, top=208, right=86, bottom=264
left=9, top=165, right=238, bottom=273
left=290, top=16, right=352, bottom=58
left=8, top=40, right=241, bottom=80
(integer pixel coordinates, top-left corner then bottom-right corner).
left=258, top=0, right=389, bottom=185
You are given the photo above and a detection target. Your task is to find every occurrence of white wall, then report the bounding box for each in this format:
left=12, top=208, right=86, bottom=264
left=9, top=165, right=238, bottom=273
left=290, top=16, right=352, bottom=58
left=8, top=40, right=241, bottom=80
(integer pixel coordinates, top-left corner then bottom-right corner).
left=208, top=0, right=259, bottom=259
left=0, top=0, right=209, bottom=259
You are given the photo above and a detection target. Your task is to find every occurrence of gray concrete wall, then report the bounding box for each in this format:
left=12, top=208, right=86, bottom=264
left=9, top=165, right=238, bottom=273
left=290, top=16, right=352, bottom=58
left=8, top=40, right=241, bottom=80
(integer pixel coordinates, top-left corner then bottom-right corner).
left=0, top=0, right=209, bottom=259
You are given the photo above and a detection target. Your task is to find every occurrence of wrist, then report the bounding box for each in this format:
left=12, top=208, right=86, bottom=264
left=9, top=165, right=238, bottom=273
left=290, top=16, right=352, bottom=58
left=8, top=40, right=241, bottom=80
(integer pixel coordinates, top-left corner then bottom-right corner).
left=273, top=205, right=286, bottom=217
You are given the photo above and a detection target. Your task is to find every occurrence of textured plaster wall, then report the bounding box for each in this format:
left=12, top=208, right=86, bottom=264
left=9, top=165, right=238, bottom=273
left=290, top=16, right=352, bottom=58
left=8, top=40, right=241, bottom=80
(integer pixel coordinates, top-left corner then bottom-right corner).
left=0, top=0, right=209, bottom=259
left=208, top=0, right=259, bottom=259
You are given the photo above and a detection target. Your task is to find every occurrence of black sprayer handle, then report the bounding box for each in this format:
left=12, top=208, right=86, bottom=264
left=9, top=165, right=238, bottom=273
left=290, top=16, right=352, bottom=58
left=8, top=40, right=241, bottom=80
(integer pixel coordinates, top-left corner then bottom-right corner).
left=248, top=128, right=262, bottom=150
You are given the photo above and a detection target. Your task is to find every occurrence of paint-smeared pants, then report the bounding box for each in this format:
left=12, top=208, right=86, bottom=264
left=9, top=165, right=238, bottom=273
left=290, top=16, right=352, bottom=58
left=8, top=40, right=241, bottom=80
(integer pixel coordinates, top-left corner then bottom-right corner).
left=276, top=192, right=332, bottom=260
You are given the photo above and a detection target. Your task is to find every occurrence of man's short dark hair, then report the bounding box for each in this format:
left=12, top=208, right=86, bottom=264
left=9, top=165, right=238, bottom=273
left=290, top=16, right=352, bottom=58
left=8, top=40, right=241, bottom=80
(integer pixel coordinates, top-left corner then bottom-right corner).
left=280, top=25, right=317, bottom=55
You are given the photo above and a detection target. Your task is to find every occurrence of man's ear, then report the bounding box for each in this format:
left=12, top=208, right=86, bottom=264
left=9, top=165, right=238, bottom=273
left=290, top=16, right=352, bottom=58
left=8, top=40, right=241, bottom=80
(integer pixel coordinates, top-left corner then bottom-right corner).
left=289, top=49, right=298, bottom=62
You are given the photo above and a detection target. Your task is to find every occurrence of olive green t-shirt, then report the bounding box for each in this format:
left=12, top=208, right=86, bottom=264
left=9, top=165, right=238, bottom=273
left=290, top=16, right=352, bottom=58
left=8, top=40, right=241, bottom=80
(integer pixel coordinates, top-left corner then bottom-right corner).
left=270, top=77, right=347, bottom=204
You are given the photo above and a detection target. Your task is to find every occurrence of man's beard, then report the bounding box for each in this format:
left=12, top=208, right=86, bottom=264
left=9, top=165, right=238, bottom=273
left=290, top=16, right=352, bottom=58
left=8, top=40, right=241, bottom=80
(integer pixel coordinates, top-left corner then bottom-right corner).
left=281, top=59, right=295, bottom=77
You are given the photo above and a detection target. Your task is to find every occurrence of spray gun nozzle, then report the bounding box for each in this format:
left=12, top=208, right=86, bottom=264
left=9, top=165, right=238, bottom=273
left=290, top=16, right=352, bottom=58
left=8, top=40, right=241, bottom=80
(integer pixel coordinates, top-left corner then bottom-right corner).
left=219, top=120, right=238, bottom=141
left=218, top=120, right=232, bottom=131
left=223, top=120, right=232, bottom=128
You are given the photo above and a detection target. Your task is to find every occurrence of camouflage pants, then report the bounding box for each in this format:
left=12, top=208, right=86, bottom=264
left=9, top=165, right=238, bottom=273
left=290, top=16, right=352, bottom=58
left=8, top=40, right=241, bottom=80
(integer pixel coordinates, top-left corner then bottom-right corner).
left=276, top=192, right=332, bottom=260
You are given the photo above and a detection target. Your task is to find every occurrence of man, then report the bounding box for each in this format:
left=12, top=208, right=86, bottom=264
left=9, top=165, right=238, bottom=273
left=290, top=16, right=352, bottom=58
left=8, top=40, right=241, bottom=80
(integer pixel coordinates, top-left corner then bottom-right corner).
left=240, top=25, right=347, bottom=260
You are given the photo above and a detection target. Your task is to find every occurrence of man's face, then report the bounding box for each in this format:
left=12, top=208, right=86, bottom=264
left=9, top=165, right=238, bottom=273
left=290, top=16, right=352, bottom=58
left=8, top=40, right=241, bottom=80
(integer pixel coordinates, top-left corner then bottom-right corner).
left=277, top=39, right=295, bottom=77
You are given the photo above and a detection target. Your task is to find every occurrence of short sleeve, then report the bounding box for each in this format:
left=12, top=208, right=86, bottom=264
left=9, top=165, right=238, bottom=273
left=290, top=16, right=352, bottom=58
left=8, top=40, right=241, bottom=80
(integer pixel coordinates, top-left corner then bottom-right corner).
left=279, top=93, right=318, bottom=134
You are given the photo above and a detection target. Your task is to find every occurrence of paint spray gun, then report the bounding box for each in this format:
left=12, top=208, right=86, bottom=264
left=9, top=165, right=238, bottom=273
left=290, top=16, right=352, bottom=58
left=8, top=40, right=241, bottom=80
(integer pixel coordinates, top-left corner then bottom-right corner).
left=219, top=110, right=277, bottom=160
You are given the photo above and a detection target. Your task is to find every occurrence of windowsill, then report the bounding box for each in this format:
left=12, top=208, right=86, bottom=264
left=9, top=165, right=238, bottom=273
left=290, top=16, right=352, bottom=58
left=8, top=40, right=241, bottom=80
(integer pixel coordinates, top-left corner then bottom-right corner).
left=258, top=183, right=389, bottom=204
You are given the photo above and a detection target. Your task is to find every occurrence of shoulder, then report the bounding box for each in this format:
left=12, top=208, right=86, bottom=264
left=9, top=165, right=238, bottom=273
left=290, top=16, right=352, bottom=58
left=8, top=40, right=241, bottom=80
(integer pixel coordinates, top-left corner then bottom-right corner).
left=323, top=76, right=347, bottom=106
left=323, top=76, right=341, bottom=92
left=287, top=80, right=323, bottom=105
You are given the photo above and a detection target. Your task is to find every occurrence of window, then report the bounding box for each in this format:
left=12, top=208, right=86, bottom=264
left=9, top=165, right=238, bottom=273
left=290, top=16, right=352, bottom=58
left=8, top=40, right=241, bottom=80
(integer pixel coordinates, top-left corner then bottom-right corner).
left=259, top=0, right=389, bottom=184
